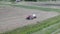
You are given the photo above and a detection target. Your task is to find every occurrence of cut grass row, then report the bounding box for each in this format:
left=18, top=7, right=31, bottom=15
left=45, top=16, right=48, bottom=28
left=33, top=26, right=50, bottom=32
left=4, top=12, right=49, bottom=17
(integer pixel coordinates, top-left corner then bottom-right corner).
left=32, top=22, right=60, bottom=34
left=53, top=30, right=60, bottom=34
left=12, top=4, right=60, bottom=12
left=51, top=29, right=60, bottom=34
left=1, top=15, right=60, bottom=34
left=0, top=2, right=60, bottom=12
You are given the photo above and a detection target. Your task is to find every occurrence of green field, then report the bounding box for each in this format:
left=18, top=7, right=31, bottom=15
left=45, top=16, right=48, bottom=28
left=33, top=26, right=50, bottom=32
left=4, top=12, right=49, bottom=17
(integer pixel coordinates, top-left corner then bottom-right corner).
left=0, top=1, right=60, bottom=12
left=1, top=15, right=60, bottom=34
left=12, top=5, right=60, bottom=12
left=32, top=21, right=60, bottom=34
left=0, top=1, right=60, bottom=34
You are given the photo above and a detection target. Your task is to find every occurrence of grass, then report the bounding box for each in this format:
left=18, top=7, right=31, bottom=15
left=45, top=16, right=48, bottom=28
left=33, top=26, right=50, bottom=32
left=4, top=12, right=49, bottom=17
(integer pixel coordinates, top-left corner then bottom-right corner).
left=11, top=4, right=60, bottom=12
left=0, top=1, right=60, bottom=12
left=0, top=1, right=60, bottom=34
left=1, top=15, right=60, bottom=34
left=54, top=30, right=60, bottom=34
left=51, top=29, right=60, bottom=34
left=32, top=22, right=60, bottom=34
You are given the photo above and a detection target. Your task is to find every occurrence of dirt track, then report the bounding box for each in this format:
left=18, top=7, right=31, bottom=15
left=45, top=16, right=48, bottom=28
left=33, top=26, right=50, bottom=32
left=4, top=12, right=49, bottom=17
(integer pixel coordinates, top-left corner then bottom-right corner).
left=0, top=6, right=59, bottom=33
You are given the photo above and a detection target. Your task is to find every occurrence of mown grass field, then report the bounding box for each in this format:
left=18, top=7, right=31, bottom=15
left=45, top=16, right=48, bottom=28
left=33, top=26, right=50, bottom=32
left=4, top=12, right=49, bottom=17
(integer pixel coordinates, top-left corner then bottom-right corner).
left=12, top=5, right=60, bottom=12
left=0, top=1, right=60, bottom=34
left=0, top=1, right=60, bottom=12
left=1, top=15, right=60, bottom=34
left=32, top=23, right=60, bottom=34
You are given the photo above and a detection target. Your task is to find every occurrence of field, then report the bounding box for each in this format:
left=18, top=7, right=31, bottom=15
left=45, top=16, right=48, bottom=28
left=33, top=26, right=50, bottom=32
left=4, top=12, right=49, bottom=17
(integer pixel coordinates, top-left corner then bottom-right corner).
left=0, top=1, right=60, bottom=34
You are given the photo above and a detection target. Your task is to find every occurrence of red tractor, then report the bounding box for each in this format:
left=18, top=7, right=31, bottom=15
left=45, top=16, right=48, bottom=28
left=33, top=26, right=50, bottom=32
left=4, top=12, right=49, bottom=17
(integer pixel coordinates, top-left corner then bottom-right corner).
left=26, top=14, right=37, bottom=20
